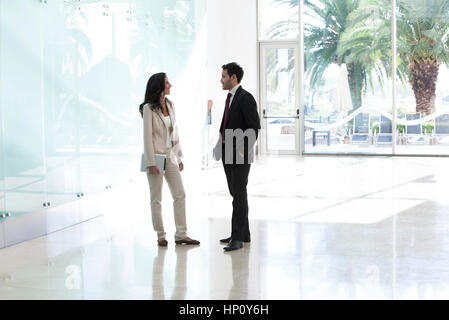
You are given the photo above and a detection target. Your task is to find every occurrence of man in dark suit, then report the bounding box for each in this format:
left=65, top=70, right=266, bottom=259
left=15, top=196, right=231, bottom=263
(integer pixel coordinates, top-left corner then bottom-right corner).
left=213, top=62, right=261, bottom=252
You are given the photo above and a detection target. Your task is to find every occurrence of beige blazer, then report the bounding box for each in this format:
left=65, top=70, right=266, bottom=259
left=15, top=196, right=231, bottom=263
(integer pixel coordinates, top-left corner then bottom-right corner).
left=143, top=99, right=184, bottom=167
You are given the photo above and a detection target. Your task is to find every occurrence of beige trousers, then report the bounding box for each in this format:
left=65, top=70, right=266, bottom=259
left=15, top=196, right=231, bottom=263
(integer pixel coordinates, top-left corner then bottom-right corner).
left=146, top=156, right=187, bottom=241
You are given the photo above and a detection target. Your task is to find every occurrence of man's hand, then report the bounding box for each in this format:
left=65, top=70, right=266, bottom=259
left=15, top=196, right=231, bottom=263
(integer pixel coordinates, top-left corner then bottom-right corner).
left=213, top=143, right=222, bottom=161
left=179, top=162, right=184, bottom=172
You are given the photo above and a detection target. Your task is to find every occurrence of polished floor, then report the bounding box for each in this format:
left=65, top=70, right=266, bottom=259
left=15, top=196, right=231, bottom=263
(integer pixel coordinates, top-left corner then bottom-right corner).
left=1, top=155, right=449, bottom=299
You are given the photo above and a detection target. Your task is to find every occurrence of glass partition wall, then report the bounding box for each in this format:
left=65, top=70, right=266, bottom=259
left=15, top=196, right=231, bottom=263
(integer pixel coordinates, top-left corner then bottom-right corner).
left=0, top=0, right=206, bottom=247
left=0, top=105, right=4, bottom=248
left=258, top=0, right=449, bottom=156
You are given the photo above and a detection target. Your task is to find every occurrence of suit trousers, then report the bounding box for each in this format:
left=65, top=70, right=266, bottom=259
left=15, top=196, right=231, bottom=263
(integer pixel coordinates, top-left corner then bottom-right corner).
left=146, top=157, right=187, bottom=241
left=222, top=158, right=251, bottom=242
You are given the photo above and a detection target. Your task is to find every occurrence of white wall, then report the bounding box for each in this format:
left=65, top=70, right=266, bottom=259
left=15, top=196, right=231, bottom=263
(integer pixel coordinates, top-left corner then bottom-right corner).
left=206, top=0, right=258, bottom=149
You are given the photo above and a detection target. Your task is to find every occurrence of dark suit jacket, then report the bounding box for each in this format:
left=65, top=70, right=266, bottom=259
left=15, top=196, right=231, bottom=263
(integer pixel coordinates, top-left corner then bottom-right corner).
left=216, top=86, right=261, bottom=164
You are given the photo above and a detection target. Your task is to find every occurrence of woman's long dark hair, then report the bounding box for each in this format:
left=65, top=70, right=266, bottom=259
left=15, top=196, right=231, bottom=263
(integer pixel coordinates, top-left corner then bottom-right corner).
left=139, top=72, right=167, bottom=117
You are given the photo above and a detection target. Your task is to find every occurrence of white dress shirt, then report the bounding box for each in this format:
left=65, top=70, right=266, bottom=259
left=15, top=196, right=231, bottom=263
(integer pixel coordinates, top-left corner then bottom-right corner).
left=228, top=84, right=241, bottom=109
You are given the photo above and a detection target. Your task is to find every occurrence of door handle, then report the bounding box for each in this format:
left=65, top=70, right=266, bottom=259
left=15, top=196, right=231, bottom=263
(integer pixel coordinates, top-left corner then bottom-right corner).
left=262, top=109, right=300, bottom=119
left=263, top=116, right=298, bottom=119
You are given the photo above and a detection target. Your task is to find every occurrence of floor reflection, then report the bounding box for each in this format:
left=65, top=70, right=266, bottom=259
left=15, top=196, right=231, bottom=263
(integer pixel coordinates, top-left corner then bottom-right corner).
left=2, top=156, right=449, bottom=299
left=226, top=247, right=250, bottom=299
left=151, top=245, right=197, bottom=300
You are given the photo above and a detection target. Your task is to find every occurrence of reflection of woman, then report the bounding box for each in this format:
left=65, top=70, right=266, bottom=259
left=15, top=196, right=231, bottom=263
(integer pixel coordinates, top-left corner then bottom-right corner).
left=151, top=246, right=194, bottom=299
left=139, top=72, right=199, bottom=247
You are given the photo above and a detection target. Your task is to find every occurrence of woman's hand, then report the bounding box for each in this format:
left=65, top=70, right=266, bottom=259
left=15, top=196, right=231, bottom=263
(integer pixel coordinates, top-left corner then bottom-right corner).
left=148, top=166, right=160, bottom=175
left=178, top=162, right=184, bottom=172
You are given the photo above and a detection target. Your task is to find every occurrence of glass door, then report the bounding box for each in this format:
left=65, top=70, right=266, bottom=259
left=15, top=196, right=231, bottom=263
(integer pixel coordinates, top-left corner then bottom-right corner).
left=260, top=42, right=300, bottom=154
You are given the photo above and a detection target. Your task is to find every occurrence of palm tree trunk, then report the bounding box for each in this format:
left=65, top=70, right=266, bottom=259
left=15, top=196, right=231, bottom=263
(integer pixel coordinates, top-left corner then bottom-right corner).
left=346, top=62, right=363, bottom=110
left=409, top=57, right=440, bottom=115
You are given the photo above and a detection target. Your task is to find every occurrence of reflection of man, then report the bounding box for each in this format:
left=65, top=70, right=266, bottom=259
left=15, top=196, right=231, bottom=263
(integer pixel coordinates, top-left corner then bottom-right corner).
left=213, top=62, right=261, bottom=252
left=227, top=246, right=250, bottom=299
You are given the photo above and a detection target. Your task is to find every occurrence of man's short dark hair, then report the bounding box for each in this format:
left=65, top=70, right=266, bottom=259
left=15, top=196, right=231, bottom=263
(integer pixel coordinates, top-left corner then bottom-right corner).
left=222, top=62, right=244, bottom=83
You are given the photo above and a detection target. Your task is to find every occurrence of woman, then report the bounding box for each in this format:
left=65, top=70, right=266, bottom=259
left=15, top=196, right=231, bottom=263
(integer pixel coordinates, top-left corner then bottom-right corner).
left=140, top=72, right=200, bottom=247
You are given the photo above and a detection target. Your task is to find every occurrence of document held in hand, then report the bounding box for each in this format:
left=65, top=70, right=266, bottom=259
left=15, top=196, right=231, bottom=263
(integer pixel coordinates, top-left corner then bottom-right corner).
left=140, top=153, right=166, bottom=174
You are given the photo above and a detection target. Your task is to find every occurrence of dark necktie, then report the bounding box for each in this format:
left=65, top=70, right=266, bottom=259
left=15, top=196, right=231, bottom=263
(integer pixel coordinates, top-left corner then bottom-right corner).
left=221, top=92, right=232, bottom=141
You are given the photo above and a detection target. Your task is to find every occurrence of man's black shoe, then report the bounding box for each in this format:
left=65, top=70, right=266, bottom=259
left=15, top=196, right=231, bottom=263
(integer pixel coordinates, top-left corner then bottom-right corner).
left=223, top=240, right=243, bottom=252
left=220, top=236, right=232, bottom=243
left=220, top=236, right=250, bottom=243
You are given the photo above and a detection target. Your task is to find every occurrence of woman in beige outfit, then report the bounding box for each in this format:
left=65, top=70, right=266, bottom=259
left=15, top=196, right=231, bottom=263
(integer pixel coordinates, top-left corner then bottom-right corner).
left=139, top=72, right=199, bottom=247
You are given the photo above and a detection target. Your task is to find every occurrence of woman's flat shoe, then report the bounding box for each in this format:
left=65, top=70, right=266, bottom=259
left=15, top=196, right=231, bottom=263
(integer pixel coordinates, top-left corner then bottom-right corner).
left=158, top=239, right=168, bottom=247
left=175, top=237, right=200, bottom=245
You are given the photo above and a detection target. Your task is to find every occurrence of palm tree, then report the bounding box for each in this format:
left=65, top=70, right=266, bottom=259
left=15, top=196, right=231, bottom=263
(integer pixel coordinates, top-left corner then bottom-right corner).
left=305, top=0, right=365, bottom=110
left=340, top=0, right=449, bottom=115
left=130, top=0, right=196, bottom=80
left=44, top=2, right=93, bottom=150
left=267, top=0, right=366, bottom=110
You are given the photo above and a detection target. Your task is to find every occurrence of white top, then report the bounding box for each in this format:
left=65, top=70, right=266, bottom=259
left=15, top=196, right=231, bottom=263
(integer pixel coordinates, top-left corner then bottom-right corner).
left=162, top=115, right=172, bottom=148
left=228, top=84, right=241, bottom=109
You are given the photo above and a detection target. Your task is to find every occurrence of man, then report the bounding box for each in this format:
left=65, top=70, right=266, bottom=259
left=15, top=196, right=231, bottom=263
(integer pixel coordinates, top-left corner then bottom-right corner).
left=213, top=62, right=261, bottom=252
